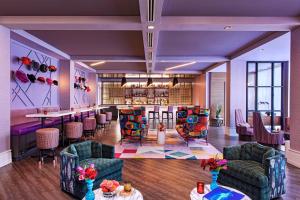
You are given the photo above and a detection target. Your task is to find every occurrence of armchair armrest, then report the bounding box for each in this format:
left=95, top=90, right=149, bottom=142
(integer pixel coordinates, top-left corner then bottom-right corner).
left=264, top=153, right=286, bottom=198
left=60, top=151, right=79, bottom=195
left=102, top=144, right=115, bottom=158
left=223, top=145, right=241, bottom=160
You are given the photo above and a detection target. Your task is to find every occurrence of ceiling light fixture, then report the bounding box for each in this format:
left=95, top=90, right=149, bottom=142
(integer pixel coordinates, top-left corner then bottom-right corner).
left=165, top=61, right=196, bottom=71
left=90, top=61, right=106, bottom=67
left=224, top=26, right=232, bottom=30
left=147, top=25, right=155, bottom=30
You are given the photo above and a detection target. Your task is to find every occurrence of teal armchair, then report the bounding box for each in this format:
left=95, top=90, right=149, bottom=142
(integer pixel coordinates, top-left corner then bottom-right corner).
left=60, top=141, right=123, bottom=199
left=218, top=143, right=286, bottom=200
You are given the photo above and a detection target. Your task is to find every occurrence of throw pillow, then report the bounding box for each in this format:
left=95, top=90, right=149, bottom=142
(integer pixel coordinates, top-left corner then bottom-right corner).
left=251, top=144, right=272, bottom=163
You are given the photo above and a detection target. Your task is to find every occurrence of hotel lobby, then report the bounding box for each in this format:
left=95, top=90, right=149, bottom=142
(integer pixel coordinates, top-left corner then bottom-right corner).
left=1, top=0, right=300, bottom=199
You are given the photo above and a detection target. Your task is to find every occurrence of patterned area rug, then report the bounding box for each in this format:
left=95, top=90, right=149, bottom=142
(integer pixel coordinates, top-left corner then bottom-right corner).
left=115, top=129, right=222, bottom=160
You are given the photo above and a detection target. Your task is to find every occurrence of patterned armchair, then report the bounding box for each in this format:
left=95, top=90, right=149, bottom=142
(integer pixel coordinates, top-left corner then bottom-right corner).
left=119, top=107, right=147, bottom=145
left=218, top=143, right=286, bottom=200
left=235, top=109, right=254, bottom=141
left=175, top=106, right=209, bottom=146
left=60, top=141, right=123, bottom=199
left=253, top=112, right=284, bottom=148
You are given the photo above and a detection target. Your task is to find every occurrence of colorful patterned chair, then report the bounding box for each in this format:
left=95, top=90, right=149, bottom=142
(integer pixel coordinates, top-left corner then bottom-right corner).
left=175, top=106, right=209, bottom=146
left=60, top=141, right=123, bottom=199
left=119, top=107, right=147, bottom=145
left=218, top=143, right=286, bottom=200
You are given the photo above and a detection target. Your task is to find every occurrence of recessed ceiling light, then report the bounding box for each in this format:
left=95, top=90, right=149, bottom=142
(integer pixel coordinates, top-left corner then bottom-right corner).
left=165, top=61, right=196, bottom=71
left=224, top=26, right=232, bottom=30
left=148, top=25, right=155, bottom=30
left=90, top=61, right=106, bottom=67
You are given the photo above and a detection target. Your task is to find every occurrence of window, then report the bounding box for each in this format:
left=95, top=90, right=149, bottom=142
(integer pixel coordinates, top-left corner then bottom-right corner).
left=246, top=62, right=285, bottom=130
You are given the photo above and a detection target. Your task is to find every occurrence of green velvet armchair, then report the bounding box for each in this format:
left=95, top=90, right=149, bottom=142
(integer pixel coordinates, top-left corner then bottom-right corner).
left=60, top=141, right=123, bottom=199
left=218, top=143, right=286, bottom=200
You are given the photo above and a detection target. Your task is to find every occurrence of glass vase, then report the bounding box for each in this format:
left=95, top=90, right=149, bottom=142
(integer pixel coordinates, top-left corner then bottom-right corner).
left=210, top=170, right=219, bottom=191
left=85, top=179, right=95, bottom=200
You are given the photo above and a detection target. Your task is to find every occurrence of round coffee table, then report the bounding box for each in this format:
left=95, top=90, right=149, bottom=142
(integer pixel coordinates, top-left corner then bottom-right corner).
left=83, top=186, right=143, bottom=200
left=190, top=184, right=251, bottom=200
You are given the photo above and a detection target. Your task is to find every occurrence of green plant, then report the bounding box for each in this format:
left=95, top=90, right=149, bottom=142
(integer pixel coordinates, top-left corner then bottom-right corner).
left=215, top=105, right=222, bottom=118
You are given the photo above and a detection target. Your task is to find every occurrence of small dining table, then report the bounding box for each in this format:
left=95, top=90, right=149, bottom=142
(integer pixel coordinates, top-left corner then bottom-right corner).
left=26, top=110, right=76, bottom=146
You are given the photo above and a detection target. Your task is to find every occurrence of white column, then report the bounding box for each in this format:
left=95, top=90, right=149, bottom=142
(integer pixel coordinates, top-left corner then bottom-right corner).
left=286, top=26, right=300, bottom=168
left=0, top=25, right=12, bottom=167
left=225, top=60, right=247, bottom=127
left=87, top=72, right=97, bottom=106
left=59, top=60, right=75, bottom=110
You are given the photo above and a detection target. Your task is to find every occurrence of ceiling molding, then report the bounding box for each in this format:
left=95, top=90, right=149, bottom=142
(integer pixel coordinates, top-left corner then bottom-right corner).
left=156, top=56, right=229, bottom=63
left=0, top=16, right=142, bottom=30
left=229, top=31, right=288, bottom=59
left=71, top=55, right=145, bottom=62
left=160, top=16, right=300, bottom=31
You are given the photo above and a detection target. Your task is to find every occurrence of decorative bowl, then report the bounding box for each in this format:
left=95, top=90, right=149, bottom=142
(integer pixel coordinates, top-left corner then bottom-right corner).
left=102, top=191, right=117, bottom=198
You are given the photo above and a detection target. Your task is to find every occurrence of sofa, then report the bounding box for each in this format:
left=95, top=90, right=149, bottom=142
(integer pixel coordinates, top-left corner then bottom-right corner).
left=119, top=107, right=147, bottom=145
left=60, top=141, right=123, bottom=199
left=218, top=143, right=286, bottom=200
left=175, top=106, right=209, bottom=146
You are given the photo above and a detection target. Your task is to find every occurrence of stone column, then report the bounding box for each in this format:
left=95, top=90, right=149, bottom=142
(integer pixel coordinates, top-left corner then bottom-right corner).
left=0, top=25, right=12, bottom=167
left=58, top=60, right=75, bottom=110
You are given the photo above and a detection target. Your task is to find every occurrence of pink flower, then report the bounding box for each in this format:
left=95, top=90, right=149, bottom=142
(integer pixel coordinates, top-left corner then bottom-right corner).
left=77, top=166, right=83, bottom=172
left=90, top=163, right=95, bottom=168
left=79, top=175, right=85, bottom=181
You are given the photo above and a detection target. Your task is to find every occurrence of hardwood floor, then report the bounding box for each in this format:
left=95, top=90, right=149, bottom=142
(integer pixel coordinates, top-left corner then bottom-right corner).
left=0, top=121, right=300, bottom=200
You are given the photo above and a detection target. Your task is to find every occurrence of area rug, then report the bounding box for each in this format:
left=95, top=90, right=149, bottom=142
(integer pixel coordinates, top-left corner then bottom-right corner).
left=115, top=129, right=222, bottom=160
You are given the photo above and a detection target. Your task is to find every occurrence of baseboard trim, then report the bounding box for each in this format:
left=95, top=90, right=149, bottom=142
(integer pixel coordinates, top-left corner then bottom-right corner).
left=0, top=150, right=12, bottom=168
left=285, top=141, right=300, bottom=168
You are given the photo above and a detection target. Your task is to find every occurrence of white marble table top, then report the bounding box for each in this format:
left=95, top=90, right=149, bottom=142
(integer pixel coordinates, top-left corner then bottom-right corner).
left=26, top=110, right=76, bottom=118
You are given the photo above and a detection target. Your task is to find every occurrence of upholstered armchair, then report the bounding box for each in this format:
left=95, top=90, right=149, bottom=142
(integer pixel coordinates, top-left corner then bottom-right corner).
left=218, top=143, right=286, bottom=200
left=175, top=106, right=209, bottom=146
left=253, top=112, right=284, bottom=148
left=235, top=109, right=254, bottom=140
left=119, top=108, right=147, bottom=145
left=60, top=141, right=123, bottom=199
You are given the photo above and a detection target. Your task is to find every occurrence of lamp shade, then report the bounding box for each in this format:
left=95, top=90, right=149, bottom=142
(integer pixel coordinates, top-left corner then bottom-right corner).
left=147, top=78, right=153, bottom=87
left=172, top=77, right=179, bottom=87
left=121, top=77, right=127, bottom=87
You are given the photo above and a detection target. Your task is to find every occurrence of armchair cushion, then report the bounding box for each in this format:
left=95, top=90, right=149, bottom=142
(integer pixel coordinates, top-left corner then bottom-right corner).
left=91, top=142, right=102, bottom=158
left=251, top=144, right=273, bottom=163
left=240, top=143, right=253, bottom=160
left=73, top=142, right=92, bottom=161
left=223, top=145, right=241, bottom=160
left=221, top=160, right=268, bottom=188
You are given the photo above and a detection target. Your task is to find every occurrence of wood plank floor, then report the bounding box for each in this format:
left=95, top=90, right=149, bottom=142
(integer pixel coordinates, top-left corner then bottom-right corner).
left=0, top=121, right=300, bottom=200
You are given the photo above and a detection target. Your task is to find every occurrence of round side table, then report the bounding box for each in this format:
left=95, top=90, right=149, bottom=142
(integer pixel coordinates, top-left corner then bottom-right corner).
left=83, top=186, right=143, bottom=200
left=190, top=185, right=251, bottom=200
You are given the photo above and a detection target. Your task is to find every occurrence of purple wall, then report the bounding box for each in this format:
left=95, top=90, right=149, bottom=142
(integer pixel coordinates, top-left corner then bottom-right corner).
left=10, top=40, right=60, bottom=109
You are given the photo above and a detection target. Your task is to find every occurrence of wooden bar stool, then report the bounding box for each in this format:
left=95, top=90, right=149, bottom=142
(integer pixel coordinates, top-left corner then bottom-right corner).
left=162, top=106, right=174, bottom=121
left=65, top=122, right=83, bottom=144
left=148, top=105, right=160, bottom=121
left=83, top=117, right=97, bottom=137
left=36, top=128, right=59, bottom=167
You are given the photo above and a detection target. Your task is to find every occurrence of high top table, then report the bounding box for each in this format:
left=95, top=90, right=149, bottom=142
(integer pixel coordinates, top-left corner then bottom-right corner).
left=26, top=110, right=76, bottom=146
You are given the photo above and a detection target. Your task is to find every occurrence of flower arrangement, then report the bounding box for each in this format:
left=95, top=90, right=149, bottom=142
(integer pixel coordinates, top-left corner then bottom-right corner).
left=201, top=156, right=228, bottom=171
left=76, top=163, right=97, bottom=181
left=100, top=179, right=120, bottom=193
left=157, top=122, right=166, bottom=132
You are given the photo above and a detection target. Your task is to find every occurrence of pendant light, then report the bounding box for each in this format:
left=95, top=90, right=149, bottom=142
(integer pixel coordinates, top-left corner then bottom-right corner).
left=121, top=77, right=127, bottom=87
left=172, top=77, right=179, bottom=87
left=147, top=77, right=153, bottom=87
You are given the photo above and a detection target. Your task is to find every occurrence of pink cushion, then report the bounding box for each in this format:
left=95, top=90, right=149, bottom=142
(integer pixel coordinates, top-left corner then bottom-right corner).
left=11, top=108, right=39, bottom=126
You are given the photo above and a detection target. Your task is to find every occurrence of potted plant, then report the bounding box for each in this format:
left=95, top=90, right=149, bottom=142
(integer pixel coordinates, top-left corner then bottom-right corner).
left=76, top=163, right=97, bottom=200
left=100, top=179, right=120, bottom=198
left=215, top=105, right=222, bottom=118
left=201, top=156, right=227, bottom=190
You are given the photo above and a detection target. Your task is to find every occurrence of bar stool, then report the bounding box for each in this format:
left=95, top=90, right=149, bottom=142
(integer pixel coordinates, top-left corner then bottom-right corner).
left=96, top=113, right=109, bottom=130
left=148, top=105, right=160, bottom=121
left=105, top=112, right=113, bottom=124
left=36, top=128, right=59, bottom=166
left=65, top=122, right=83, bottom=144
left=83, top=117, right=97, bottom=137
left=162, top=106, right=174, bottom=121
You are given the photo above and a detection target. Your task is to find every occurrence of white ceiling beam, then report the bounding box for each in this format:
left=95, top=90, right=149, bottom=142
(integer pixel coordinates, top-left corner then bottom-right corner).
left=160, top=17, right=300, bottom=31
left=156, top=56, right=229, bottom=63
left=150, top=0, right=164, bottom=73
left=75, top=62, right=96, bottom=73
left=139, top=0, right=151, bottom=73
left=155, top=70, right=201, bottom=74
left=96, top=69, right=146, bottom=73
left=0, top=16, right=142, bottom=30
left=71, top=55, right=145, bottom=62
left=203, top=62, right=226, bottom=73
